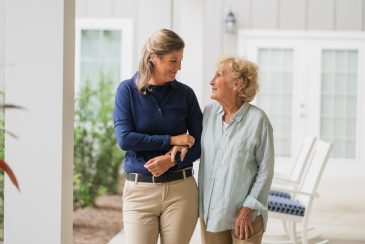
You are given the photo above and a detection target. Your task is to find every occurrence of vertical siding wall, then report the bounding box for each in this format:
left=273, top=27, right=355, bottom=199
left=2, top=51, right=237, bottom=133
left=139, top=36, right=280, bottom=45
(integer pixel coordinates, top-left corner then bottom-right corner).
left=0, top=0, right=4, bottom=91
left=75, top=0, right=365, bottom=106
left=222, top=0, right=365, bottom=31
left=75, top=0, right=205, bottom=104
left=76, top=0, right=172, bottom=71
left=220, top=0, right=365, bottom=55
left=211, top=0, right=365, bottom=105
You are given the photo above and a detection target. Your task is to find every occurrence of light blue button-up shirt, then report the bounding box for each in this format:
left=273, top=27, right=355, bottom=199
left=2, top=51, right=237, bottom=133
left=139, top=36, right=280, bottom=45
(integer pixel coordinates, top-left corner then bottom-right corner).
left=199, top=101, right=275, bottom=232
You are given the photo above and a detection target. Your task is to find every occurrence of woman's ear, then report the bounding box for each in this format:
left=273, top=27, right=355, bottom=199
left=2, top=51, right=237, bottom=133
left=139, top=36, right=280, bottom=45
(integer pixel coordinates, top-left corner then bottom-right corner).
left=233, top=79, right=241, bottom=92
left=150, top=53, right=157, bottom=64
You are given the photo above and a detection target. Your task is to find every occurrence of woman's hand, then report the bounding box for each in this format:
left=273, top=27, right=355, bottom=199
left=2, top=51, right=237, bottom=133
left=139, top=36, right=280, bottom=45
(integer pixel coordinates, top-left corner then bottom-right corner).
left=170, top=133, right=195, bottom=148
left=144, top=155, right=176, bottom=177
left=234, top=207, right=254, bottom=240
left=168, top=145, right=188, bottom=162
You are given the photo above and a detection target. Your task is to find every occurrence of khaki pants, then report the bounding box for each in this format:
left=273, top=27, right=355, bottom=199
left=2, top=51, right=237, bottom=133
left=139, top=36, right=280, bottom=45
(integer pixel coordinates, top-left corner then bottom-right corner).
left=200, top=215, right=264, bottom=244
left=123, top=176, right=198, bottom=244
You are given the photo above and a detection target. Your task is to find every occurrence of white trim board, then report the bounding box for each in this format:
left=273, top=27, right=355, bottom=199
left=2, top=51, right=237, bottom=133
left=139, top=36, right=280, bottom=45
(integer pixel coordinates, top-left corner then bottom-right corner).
left=75, top=18, right=133, bottom=91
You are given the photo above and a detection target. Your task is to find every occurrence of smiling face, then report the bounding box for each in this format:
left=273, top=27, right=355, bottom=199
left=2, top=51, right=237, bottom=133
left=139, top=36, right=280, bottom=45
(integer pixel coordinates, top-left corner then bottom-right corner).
left=210, top=65, right=237, bottom=103
left=150, top=49, right=183, bottom=84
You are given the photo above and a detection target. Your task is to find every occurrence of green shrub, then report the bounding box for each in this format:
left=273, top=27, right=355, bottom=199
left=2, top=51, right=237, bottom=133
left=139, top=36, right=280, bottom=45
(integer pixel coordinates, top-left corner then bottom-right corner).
left=73, top=74, right=124, bottom=208
left=0, top=91, right=4, bottom=240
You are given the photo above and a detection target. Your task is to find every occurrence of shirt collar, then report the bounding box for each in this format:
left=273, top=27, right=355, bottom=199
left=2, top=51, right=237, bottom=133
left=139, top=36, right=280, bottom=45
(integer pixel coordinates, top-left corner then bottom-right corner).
left=132, top=72, right=179, bottom=91
left=216, top=102, right=250, bottom=123
left=168, top=80, right=179, bottom=90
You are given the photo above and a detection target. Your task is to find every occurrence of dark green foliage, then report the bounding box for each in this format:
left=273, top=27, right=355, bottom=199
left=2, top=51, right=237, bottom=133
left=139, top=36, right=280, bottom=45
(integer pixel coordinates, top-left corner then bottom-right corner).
left=73, top=75, right=124, bottom=208
left=0, top=91, right=4, bottom=240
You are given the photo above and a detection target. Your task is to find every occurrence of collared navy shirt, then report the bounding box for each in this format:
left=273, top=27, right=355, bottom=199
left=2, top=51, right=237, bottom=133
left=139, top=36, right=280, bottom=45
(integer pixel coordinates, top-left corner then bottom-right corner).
left=113, top=73, right=203, bottom=175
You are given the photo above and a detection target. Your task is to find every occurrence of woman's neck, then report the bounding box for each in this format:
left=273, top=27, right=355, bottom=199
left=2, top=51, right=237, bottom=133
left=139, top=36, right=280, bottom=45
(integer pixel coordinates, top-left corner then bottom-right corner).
left=149, top=73, right=169, bottom=85
left=220, top=98, right=244, bottom=123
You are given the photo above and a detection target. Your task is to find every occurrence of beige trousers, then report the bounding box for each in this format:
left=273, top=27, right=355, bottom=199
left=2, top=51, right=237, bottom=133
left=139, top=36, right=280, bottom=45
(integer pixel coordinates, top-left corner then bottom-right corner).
left=123, top=176, right=198, bottom=244
left=200, top=215, right=264, bottom=244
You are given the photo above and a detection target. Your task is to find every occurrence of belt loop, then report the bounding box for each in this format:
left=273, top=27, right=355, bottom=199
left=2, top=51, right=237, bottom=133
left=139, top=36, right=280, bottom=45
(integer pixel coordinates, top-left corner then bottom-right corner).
left=134, top=173, right=138, bottom=184
left=152, top=175, right=156, bottom=184
left=183, top=170, right=186, bottom=180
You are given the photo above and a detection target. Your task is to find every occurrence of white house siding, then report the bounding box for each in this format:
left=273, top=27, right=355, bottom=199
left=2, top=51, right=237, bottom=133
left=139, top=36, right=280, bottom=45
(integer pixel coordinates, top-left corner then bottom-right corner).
left=202, top=0, right=222, bottom=105
left=0, top=0, right=4, bottom=91
left=172, top=0, right=204, bottom=105
left=75, top=0, right=365, bottom=106
left=362, top=0, right=365, bottom=31
left=75, top=0, right=205, bottom=103
left=335, top=0, right=363, bottom=30
left=221, top=0, right=364, bottom=31
left=279, top=0, right=307, bottom=29
left=307, top=0, right=335, bottom=30
left=89, top=0, right=114, bottom=17
left=137, top=0, right=172, bottom=55
left=251, top=0, right=279, bottom=29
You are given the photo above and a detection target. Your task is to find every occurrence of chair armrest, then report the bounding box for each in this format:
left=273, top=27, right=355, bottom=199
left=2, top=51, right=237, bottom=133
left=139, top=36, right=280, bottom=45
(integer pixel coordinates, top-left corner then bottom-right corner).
left=272, top=177, right=299, bottom=186
left=271, top=186, right=319, bottom=197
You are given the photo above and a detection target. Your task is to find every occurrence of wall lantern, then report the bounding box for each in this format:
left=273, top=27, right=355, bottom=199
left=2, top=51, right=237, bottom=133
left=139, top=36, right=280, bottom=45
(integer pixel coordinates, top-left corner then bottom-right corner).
left=225, top=11, right=236, bottom=33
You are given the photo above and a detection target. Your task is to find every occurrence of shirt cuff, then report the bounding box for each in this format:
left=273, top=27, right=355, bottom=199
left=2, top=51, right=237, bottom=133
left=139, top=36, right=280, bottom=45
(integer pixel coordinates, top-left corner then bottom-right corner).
left=242, top=195, right=267, bottom=211
left=161, top=135, right=171, bottom=150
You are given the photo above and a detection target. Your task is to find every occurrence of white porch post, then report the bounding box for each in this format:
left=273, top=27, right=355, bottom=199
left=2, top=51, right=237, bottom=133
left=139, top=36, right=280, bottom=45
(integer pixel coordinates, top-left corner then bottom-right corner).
left=4, top=0, right=75, bottom=243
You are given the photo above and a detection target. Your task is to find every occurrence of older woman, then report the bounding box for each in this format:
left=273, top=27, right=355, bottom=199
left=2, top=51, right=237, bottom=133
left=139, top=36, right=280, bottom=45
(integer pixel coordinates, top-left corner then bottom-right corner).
left=199, top=56, right=274, bottom=244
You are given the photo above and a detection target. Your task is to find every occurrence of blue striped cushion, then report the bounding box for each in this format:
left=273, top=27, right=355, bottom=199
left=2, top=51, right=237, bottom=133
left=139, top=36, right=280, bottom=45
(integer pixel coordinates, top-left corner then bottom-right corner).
left=268, top=195, right=305, bottom=216
left=269, top=190, right=291, bottom=199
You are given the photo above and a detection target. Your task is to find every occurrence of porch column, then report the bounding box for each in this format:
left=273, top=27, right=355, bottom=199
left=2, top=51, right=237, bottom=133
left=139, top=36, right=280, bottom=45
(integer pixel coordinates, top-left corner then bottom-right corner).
left=4, top=0, right=75, bottom=243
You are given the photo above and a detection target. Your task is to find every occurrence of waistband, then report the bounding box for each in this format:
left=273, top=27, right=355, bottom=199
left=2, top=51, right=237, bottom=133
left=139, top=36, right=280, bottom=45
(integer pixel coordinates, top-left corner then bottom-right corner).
left=125, top=168, right=193, bottom=183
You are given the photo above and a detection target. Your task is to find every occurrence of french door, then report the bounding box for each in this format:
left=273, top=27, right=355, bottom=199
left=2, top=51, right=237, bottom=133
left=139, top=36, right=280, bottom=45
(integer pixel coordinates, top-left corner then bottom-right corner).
left=239, top=31, right=365, bottom=164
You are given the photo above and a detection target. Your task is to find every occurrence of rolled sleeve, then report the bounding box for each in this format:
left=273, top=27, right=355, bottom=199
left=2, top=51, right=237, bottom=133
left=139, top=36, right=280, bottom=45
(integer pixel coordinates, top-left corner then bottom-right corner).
left=243, top=123, right=275, bottom=211
left=243, top=195, right=267, bottom=211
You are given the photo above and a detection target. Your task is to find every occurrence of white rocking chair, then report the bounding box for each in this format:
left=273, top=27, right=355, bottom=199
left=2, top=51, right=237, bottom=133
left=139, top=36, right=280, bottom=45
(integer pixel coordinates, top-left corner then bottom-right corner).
left=272, top=135, right=316, bottom=189
left=264, top=139, right=332, bottom=244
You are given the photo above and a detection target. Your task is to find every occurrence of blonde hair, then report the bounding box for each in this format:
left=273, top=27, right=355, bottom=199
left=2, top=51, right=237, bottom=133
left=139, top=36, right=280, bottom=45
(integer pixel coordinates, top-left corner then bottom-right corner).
left=137, top=29, right=185, bottom=94
left=218, top=56, right=259, bottom=102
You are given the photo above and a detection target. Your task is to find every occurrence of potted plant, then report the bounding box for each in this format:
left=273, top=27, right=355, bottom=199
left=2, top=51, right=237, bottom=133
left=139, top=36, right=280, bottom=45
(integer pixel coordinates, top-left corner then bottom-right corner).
left=0, top=103, right=21, bottom=191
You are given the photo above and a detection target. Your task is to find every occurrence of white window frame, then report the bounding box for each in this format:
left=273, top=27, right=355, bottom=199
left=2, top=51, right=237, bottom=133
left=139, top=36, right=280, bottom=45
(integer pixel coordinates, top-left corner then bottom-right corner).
left=238, top=30, right=365, bottom=165
left=75, top=18, right=133, bottom=92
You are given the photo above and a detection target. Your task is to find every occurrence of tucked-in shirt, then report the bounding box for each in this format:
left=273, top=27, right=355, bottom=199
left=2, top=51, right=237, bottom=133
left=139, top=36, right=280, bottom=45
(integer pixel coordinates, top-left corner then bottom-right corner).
left=113, top=73, right=203, bottom=175
left=199, top=101, right=275, bottom=232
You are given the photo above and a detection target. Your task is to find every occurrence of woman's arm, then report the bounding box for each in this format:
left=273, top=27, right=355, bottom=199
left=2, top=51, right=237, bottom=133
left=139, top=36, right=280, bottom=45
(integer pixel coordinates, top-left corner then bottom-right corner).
left=114, top=82, right=197, bottom=152
left=114, top=83, right=172, bottom=151
left=242, top=122, right=275, bottom=211
left=234, top=121, right=274, bottom=239
left=172, top=89, right=203, bottom=165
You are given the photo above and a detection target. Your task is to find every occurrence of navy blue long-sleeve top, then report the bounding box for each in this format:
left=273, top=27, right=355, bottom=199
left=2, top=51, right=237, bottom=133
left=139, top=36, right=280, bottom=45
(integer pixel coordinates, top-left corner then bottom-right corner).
left=113, top=73, right=203, bottom=175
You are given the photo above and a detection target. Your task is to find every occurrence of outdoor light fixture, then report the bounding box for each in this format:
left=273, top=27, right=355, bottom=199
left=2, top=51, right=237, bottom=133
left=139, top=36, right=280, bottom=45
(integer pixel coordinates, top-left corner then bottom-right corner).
left=225, top=10, right=236, bottom=33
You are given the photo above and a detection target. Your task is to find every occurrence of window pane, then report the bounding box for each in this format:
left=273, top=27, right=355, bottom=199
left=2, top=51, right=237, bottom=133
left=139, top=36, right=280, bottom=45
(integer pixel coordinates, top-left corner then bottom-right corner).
left=320, top=50, right=358, bottom=159
left=335, top=51, right=346, bottom=73
left=257, top=48, right=294, bottom=156
left=103, top=30, right=121, bottom=60
left=81, top=30, right=101, bottom=60
left=80, top=29, right=121, bottom=88
left=348, top=51, right=358, bottom=73
left=347, top=74, right=357, bottom=93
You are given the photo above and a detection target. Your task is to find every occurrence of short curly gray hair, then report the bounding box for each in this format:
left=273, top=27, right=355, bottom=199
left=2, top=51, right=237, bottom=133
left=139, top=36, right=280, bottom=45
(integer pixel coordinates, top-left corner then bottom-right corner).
left=218, top=56, right=259, bottom=102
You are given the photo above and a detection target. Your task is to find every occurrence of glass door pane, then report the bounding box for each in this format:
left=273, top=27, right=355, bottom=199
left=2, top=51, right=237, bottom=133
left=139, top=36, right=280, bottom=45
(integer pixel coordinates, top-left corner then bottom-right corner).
left=256, top=48, right=294, bottom=156
left=320, top=50, right=358, bottom=158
